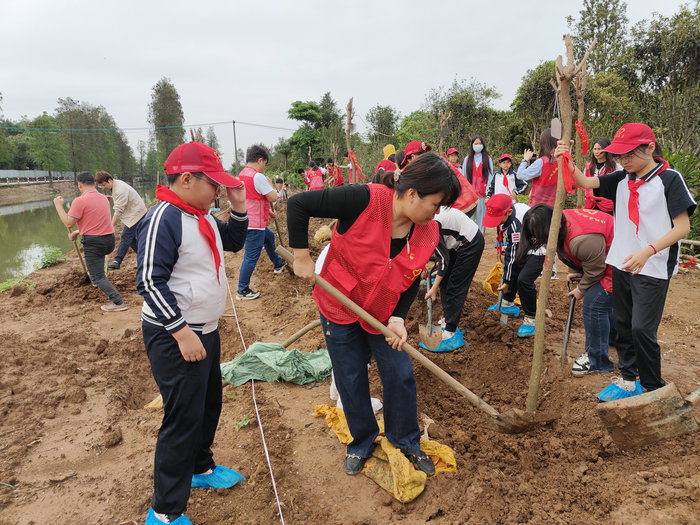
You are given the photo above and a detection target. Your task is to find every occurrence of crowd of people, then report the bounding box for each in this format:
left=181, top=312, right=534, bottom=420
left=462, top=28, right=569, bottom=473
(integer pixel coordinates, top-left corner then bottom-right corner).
left=49, top=122, right=695, bottom=524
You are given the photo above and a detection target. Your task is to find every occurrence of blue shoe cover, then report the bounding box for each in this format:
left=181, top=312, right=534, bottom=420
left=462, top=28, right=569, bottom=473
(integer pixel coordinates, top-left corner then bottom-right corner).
left=146, top=509, right=192, bottom=525
left=517, top=324, right=535, bottom=338
left=420, top=328, right=465, bottom=353
left=487, top=303, right=521, bottom=317
left=191, top=465, right=245, bottom=489
left=597, top=380, right=643, bottom=402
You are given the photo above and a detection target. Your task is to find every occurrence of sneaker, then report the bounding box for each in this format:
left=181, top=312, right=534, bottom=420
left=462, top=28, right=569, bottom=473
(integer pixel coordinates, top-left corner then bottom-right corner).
left=517, top=321, right=535, bottom=338
left=336, top=396, right=382, bottom=413
left=597, top=376, right=643, bottom=402
left=146, top=508, right=192, bottom=525
left=487, top=303, right=521, bottom=317
left=442, top=330, right=455, bottom=340
left=191, top=465, right=244, bottom=489
left=273, top=261, right=286, bottom=274
left=108, top=260, right=121, bottom=270
left=101, top=302, right=128, bottom=312
left=344, top=454, right=368, bottom=475
left=236, top=288, right=260, bottom=300
left=405, top=451, right=435, bottom=476
left=571, top=352, right=590, bottom=376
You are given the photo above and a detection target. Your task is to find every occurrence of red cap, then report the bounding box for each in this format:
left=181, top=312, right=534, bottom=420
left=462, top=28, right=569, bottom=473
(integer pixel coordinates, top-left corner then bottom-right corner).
left=499, top=153, right=512, bottom=162
left=375, top=159, right=397, bottom=174
left=400, top=141, right=432, bottom=167
left=164, top=142, right=242, bottom=187
left=603, top=123, right=655, bottom=155
left=446, top=147, right=459, bottom=156
left=483, top=194, right=514, bottom=228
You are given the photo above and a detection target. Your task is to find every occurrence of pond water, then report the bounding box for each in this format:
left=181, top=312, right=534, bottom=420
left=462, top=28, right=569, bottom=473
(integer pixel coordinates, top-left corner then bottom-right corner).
left=0, top=184, right=154, bottom=282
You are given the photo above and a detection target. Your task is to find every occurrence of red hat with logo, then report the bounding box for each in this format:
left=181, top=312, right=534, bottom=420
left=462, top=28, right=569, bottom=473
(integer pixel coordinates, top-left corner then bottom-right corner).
left=446, top=147, right=459, bottom=156
left=400, top=141, right=432, bottom=167
left=164, top=142, right=242, bottom=187
left=603, top=123, right=656, bottom=155
left=483, top=194, right=514, bottom=228
left=498, top=153, right=513, bottom=162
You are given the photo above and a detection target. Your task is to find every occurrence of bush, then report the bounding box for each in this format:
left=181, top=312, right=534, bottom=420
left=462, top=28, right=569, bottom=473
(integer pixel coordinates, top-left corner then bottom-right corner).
left=665, top=149, right=700, bottom=240
left=35, top=246, right=65, bottom=269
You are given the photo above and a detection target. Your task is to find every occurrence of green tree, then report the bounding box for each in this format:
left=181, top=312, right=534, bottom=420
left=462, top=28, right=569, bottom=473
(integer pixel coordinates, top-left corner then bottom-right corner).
left=148, top=77, right=185, bottom=164
left=396, top=111, right=439, bottom=147
left=137, top=140, right=147, bottom=177
left=205, top=126, right=221, bottom=154
left=512, top=61, right=557, bottom=149
left=26, top=114, right=69, bottom=177
left=566, top=0, right=629, bottom=74
left=585, top=71, right=639, bottom=139
left=288, top=101, right=323, bottom=128
left=365, top=105, right=400, bottom=145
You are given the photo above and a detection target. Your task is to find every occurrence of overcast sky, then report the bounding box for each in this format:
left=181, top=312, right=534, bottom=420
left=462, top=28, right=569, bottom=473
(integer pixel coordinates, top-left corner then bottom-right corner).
left=1, top=0, right=689, bottom=170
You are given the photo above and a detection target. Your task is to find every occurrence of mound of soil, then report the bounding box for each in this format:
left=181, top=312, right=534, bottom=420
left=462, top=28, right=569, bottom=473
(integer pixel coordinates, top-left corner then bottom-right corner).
left=0, top=200, right=698, bottom=524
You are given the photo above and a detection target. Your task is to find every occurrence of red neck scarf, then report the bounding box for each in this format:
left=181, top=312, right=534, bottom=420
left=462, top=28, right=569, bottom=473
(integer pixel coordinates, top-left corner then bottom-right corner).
left=502, top=170, right=509, bottom=191
left=627, top=159, right=666, bottom=236
left=156, top=185, right=221, bottom=282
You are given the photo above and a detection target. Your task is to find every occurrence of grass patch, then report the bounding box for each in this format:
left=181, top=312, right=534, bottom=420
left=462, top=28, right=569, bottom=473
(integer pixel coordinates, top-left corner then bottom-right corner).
left=34, top=246, right=65, bottom=269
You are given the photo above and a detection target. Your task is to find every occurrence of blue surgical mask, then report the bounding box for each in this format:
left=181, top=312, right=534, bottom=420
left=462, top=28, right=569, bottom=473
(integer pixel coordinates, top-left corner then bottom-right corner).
left=473, top=144, right=484, bottom=153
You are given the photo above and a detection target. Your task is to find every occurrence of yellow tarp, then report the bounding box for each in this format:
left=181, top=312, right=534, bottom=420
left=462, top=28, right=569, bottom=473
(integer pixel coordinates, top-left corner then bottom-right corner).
left=483, top=262, right=521, bottom=305
left=314, top=404, right=457, bottom=503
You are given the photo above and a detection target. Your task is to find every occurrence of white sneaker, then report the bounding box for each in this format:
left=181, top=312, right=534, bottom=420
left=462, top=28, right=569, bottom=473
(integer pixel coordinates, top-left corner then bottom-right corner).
left=611, top=376, right=637, bottom=392
left=442, top=330, right=454, bottom=340
left=101, top=302, right=128, bottom=312
left=330, top=373, right=339, bottom=401
left=336, top=396, right=383, bottom=413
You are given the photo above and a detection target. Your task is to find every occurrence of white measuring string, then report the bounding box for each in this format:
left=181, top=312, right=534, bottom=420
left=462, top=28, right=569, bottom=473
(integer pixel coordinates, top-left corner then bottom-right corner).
left=226, top=281, right=286, bottom=525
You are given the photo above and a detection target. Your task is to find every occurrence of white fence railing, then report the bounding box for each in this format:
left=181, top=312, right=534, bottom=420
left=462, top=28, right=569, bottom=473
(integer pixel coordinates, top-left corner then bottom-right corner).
left=0, top=170, right=76, bottom=184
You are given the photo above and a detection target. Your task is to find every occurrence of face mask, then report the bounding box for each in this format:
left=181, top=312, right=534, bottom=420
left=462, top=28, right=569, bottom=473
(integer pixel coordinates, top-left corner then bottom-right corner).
left=473, top=144, right=484, bottom=153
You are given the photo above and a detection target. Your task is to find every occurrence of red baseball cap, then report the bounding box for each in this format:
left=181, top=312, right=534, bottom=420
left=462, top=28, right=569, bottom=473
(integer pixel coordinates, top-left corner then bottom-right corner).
left=400, top=141, right=432, bottom=167
left=499, top=153, right=512, bottom=162
left=483, top=194, right=514, bottom=228
left=164, top=142, right=242, bottom=187
left=603, top=123, right=656, bottom=155
left=446, top=147, right=459, bottom=156
left=375, top=159, right=397, bottom=174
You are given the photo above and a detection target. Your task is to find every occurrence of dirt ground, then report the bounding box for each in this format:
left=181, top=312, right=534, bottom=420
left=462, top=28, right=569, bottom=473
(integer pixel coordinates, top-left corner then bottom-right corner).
left=0, top=182, right=76, bottom=206
left=0, top=199, right=698, bottom=524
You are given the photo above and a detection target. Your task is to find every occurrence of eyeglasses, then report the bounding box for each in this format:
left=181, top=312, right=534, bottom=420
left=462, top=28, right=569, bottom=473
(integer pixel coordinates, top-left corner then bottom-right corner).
left=612, top=151, right=637, bottom=162
left=192, top=173, right=221, bottom=191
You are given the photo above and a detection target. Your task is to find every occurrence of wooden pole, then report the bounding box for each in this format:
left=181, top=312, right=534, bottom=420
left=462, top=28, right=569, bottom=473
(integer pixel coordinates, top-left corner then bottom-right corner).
left=346, top=98, right=353, bottom=183
left=574, top=57, right=590, bottom=209
left=526, top=35, right=596, bottom=412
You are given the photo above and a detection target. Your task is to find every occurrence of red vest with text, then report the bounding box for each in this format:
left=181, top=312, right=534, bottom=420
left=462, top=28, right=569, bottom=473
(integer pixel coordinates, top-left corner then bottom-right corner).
left=469, top=160, right=487, bottom=197
left=330, top=166, right=344, bottom=186
left=561, top=209, right=614, bottom=292
left=307, top=169, right=325, bottom=190
left=529, top=155, right=559, bottom=206
left=313, top=184, right=439, bottom=333
left=450, top=164, right=479, bottom=212
left=583, top=162, right=614, bottom=212
left=239, top=166, right=270, bottom=228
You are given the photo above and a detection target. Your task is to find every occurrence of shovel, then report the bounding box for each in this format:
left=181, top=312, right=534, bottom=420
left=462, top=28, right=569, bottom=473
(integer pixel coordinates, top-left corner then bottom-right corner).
left=561, top=279, right=580, bottom=365
left=496, top=288, right=508, bottom=327
left=277, top=246, right=559, bottom=434
left=66, top=226, right=90, bottom=283
left=597, top=383, right=700, bottom=450
left=419, top=271, right=442, bottom=350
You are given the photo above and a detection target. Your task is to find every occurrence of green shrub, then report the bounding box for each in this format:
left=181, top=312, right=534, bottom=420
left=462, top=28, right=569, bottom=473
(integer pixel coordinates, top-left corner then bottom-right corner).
left=35, top=246, right=65, bottom=269
left=665, top=149, right=700, bottom=240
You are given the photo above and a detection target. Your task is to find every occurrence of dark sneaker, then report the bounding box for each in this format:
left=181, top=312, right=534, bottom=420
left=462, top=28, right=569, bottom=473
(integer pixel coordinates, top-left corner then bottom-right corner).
left=571, top=352, right=590, bottom=376
left=273, top=261, right=286, bottom=274
left=101, top=302, right=128, bottom=312
left=405, top=451, right=435, bottom=476
left=108, top=260, right=121, bottom=270
left=236, top=287, right=260, bottom=300
left=344, top=454, right=368, bottom=476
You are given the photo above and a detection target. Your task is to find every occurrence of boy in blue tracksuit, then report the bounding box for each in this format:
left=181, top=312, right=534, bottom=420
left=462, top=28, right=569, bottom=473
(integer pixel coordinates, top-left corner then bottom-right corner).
left=137, top=142, right=249, bottom=525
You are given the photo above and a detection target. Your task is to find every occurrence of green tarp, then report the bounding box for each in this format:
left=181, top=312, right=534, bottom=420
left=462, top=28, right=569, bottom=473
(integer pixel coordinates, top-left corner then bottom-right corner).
left=220, top=342, right=332, bottom=386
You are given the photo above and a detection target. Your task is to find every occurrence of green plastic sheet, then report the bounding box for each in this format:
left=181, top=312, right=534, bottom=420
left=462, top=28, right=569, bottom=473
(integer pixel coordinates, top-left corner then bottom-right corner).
left=220, top=342, right=332, bottom=386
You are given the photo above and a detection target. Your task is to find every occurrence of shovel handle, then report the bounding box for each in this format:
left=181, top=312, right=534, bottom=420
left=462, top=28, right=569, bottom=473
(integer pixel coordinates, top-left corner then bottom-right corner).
left=67, top=226, right=89, bottom=275
left=276, top=246, right=501, bottom=419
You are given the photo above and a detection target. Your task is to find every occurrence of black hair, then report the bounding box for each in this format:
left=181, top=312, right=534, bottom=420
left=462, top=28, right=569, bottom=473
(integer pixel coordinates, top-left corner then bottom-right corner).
left=538, top=128, right=558, bottom=160
left=297, top=168, right=305, bottom=175
left=308, top=161, right=318, bottom=170
left=588, top=138, right=617, bottom=174
left=618, top=143, right=664, bottom=160
left=275, top=178, right=284, bottom=184
left=465, top=136, right=491, bottom=185
left=326, top=158, right=334, bottom=164
left=515, top=204, right=569, bottom=265
left=380, top=152, right=460, bottom=207
left=387, top=153, right=396, bottom=163
left=246, top=144, right=269, bottom=163
left=166, top=171, right=204, bottom=186
left=77, top=171, right=95, bottom=185
left=372, top=169, right=385, bottom=183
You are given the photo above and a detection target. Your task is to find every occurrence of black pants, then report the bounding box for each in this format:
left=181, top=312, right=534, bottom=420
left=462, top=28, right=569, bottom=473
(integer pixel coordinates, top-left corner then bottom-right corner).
left=440, top=231, right=485, bottom=332
left=143, top=323, right=222, bottom=515
left=81, top=234, right=123, bottom=304
left=612, top=268, right=669, bottom=391
left=114, top=216, right=144, bottom=264
left=503, top=255, right=544, bottom=318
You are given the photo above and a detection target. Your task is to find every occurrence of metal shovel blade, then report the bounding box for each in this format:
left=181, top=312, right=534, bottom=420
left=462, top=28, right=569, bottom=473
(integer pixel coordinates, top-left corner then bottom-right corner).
left=496, top=290, right=508, bottom=326
left=419, top=298, right=443, bottom=350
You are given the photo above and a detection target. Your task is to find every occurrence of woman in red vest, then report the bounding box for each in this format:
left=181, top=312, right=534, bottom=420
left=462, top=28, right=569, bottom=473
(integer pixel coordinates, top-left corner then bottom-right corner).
left=517, top=204, right=616, bottom=376
left=306, top=161, right=325, bottom=191
left=461, top=136, right=493, bottom=230
left=287, top=153, right=460, bottom=477
left=516, top=128, right=560, bottom=207
left=583, top=138, right=620, bottom=214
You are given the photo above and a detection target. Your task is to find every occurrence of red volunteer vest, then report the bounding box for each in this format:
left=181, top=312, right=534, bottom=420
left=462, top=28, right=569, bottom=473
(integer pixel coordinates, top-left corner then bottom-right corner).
left=330, top=166, right=344, bottom=186
left=561, top=209, right=614, bottom=292
left=450, top=164, right=479, bottom=212
left=529, top=156, right=559, bottom=206
left=583, top=162, right=614, bottom=212
left=313, top=185, right=438, bottom=333
left=470, top=161, right=487, bottom=197
left=239, top=166, right=270, bottom=228
left=307, top=169, right=325, bottom=190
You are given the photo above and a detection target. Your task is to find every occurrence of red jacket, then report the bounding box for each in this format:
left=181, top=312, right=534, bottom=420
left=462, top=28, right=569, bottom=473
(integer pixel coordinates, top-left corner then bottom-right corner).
left=561, top=209, right=614, bottom=292
left=313, top=184, right=438, bottom=333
